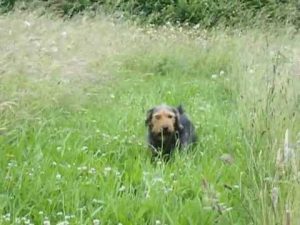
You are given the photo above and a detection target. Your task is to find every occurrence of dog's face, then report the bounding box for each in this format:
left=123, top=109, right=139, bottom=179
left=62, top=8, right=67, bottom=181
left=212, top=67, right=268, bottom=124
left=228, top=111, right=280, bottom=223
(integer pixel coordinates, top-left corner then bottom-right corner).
left=145, top=105, right=182, bottom=137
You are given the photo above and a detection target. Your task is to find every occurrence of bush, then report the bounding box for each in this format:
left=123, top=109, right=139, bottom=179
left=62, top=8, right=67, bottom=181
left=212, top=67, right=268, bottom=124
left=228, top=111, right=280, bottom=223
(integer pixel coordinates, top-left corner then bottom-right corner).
left=0, top=0, right=16, bottom=12
left=1, top=0, right=299, bottom=28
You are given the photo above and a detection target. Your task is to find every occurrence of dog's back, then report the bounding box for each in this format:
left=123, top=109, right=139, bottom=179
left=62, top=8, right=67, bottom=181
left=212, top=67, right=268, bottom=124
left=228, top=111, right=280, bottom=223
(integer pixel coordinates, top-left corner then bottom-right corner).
left=178, top=108, right=197, bottom=148
left=179, top=114, right=197, bottom=148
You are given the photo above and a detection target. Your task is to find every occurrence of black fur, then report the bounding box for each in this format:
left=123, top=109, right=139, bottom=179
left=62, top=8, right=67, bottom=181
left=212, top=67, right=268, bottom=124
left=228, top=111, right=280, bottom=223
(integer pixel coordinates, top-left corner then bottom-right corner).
left=146, top=105, right=197, bottom=158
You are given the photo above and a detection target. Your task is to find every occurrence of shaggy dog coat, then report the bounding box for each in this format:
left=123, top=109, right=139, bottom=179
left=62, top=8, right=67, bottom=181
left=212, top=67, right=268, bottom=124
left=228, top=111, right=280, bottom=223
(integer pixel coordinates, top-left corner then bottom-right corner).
left=145, top=104, right=197, bottom=158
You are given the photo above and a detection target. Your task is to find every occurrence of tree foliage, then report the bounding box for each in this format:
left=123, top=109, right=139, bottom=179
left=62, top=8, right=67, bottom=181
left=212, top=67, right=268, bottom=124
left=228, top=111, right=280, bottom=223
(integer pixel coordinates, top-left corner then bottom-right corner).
left=1, top=0, right=299, bottom=28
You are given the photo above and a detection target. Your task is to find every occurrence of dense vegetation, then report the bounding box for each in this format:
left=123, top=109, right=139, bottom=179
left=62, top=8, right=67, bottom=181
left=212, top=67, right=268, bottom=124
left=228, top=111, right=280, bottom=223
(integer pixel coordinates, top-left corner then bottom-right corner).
left=0, top=0, right=299, bottom=224
left=1, top=11, right=300, bottom=224
left=1, top=0, right=299, bottom=28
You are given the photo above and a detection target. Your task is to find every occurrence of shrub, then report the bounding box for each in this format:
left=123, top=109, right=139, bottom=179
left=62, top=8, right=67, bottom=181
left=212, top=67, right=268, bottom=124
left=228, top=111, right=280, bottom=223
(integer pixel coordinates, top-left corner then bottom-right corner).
left=1, top=0, right=299, bottom=28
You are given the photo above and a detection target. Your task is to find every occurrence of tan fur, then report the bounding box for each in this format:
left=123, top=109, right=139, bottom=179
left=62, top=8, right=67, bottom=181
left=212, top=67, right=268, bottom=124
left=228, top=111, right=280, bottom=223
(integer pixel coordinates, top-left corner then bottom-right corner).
left=150, top=108, right=176, bottom=134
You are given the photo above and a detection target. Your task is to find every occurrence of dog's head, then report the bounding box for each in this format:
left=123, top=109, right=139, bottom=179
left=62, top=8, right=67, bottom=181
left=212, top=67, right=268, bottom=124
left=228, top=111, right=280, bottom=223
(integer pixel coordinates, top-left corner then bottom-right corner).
left=145, top=104, right=183, bottom=137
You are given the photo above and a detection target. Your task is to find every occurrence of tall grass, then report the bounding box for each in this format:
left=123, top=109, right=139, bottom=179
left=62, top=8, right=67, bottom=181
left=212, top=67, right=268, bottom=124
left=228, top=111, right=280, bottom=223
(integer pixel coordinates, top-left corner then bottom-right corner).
left=0, top=11, right=299, bottom=225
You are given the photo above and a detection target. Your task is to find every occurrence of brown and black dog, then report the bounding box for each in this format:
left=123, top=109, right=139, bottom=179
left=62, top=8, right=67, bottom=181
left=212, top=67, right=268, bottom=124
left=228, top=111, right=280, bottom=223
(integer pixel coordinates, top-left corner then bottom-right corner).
left=145, top=104, right=197, bottom=158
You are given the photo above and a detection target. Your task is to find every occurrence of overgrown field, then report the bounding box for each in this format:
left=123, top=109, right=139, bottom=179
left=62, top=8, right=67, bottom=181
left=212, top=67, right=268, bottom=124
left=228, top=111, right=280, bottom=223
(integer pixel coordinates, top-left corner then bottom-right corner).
left=0, top=11, right=300, bottom=225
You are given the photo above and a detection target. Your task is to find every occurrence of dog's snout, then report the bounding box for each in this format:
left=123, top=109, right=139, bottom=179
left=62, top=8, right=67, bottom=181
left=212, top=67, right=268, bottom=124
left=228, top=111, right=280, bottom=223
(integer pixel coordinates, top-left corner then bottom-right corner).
left=162, top=127, right=169, bottom=132
left=160, top=125, right=171, bottom=133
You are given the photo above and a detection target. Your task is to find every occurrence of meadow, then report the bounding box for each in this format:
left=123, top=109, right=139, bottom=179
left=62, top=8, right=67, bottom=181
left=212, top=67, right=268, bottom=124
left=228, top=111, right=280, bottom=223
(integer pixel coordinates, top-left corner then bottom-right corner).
left=0, top=10, right=300, bottom=225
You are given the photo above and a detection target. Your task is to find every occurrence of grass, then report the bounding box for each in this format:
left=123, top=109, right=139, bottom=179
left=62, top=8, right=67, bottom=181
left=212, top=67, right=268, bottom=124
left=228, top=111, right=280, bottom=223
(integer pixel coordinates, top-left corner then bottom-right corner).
left=0, top=10, right=300, bottom=225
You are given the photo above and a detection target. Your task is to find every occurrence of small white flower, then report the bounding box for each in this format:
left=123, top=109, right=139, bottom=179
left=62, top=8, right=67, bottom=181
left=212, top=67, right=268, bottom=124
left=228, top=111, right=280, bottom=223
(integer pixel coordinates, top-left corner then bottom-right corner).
left=24, top=21, right=31, bottom=27
left=56, top=174, right=62, bottom=180
left=81, top=146, right=88, bottom=151
left=61, top=31, right=67, bottom=37
left=57, top=212, right=63, bottom=216
left=3, top=213, right=10, bottom=221
left=92, top=199, right=103, bottom=203
left=104, top=167, right=112, bottom=172
left=57, top=221, right=69, bottom=225
left=219, top=70, right=225, bottom=76
left=88, top=168, right=96, bottom=174
left=43, top=220, right=50, bottom=225
left=118, top=185, right=126, bottom=192
left=7, top=160, right=17, bottom=168
left=110, top=94, right=115, bottom=99
left=78, top=166, right=88, bottom=171
left=15, top=218, right=21, bottom=224
left=112, top=136, right=119, bottom=140
left=211, top=74, right=218, bottom=79
left=38, top=211, right=44, bottom=215
left=153, top=176, right=164, bottom=183
left=93, top=219, right=100, bottom=225
left=104, top=166, right=112, bottom=176
left=163, top=186, right=173, bottom=194
left=155, top=220, right=161, bottom=225
left=193, top=24, right=200, bottom=29
left=64, top=215, right=70, bottom=220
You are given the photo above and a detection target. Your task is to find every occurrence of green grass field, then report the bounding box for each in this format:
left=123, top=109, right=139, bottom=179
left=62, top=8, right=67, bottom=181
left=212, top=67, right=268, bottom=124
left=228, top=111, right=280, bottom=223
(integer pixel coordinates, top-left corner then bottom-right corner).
left=0, top=11, right=300, bottom=225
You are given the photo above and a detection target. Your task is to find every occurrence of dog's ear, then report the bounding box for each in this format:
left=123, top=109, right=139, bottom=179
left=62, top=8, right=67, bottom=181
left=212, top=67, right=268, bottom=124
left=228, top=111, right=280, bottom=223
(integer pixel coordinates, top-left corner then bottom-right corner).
left=145, top=108, right=154, bottom=126
left=172, top=107, right=184, bottom=130
left=177, top=105, right=185, bottom=114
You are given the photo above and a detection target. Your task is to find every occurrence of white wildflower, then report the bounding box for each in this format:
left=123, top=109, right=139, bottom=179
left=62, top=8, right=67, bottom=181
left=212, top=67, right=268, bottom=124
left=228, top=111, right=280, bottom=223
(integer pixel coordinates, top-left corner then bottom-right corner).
left=155, top=220, right=161, bottom=225
left=82, top=146, right=88, bottom=151
left=56, top=173, right=62, bottom=180
left=211, top=74, right=218, bottom=79
left=118, top=185, right=126, bottom=192
left=61, top=31, right=67, bottom=37
left=24, top=21, right=31, bottom=27
left=43, top=220, right=50, bottom=225
left=88, top=168, right=96, bottom=174
left=93, top=219, right=100, bottom=225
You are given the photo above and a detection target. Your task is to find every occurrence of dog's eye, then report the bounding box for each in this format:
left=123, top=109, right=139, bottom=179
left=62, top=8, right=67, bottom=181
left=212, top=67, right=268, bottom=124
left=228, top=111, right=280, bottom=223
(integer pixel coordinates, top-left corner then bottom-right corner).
left=167, top=114, right=173, bottom=119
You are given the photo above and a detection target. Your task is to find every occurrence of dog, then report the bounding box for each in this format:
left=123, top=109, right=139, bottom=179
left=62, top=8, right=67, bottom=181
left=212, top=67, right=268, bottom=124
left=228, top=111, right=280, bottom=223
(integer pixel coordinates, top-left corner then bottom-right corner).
left=145, top=104, right=197, bottom=158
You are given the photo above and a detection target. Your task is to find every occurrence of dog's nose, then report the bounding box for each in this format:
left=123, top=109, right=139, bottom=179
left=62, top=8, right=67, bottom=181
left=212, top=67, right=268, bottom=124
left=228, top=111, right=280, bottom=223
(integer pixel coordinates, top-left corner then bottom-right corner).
left=162, top=126, right=169, bottom=133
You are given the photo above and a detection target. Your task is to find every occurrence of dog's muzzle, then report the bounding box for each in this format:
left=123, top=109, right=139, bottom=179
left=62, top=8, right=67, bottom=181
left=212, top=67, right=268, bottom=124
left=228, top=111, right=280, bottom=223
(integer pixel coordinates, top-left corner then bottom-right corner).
left=156, top=127, right=173, bottom=138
